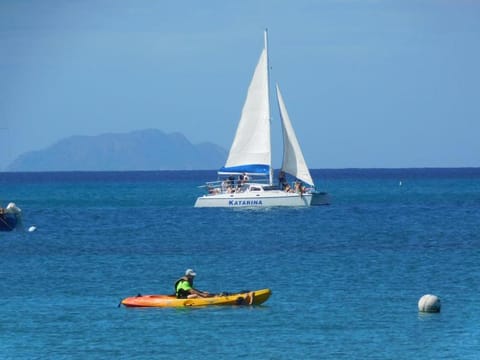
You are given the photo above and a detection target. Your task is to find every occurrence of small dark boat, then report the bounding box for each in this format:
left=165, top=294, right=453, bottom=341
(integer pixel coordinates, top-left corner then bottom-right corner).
left=0, top=203, right=22, bottom=232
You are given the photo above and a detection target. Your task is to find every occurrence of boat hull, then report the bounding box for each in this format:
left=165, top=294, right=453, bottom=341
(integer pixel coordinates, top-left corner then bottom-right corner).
left=311, top=191, right=330, bottom=206
left=195, top=191, right=312, bottom=208
left=121, top=288, right=271, bottom=308
left=0, top=213, right=17, bottom=231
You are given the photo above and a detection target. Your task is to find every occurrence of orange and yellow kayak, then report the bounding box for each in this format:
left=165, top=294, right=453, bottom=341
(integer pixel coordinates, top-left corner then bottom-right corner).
left=121, top=288, right=271, bottom=308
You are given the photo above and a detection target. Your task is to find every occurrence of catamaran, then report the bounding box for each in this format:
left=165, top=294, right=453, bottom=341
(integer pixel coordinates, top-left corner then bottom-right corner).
left=194, top=30, right=329, bottom=208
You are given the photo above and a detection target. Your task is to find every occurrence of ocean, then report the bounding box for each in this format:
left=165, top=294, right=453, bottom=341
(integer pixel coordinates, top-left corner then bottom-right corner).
left=1, top=168, right=479, bottom=359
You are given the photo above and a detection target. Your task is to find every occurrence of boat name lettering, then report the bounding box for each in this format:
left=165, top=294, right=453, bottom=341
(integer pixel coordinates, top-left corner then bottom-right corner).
left=228, top=200, right=263, bottom=206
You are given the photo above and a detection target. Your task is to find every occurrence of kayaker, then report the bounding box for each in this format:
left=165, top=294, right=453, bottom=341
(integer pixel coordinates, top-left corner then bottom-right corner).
left=175, top=269, right=211, bottom=299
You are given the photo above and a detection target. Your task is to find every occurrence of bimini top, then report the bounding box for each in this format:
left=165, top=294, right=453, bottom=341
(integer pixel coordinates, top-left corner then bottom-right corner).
left=218, top=164, right=270, bottom=175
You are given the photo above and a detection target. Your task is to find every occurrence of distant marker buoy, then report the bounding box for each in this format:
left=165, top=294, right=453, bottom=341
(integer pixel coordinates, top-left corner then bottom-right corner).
left=28, top=226, right=37, bottom=233
left=418, top=294, right=441, bottom=313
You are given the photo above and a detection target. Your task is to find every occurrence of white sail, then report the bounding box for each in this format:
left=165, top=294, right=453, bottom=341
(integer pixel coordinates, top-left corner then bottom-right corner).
left=220, top=35, right=271, bottom=177
left=276, top=84, right=315, bottom=187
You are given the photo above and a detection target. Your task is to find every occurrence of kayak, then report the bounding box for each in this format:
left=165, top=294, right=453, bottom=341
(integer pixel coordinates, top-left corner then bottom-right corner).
left=121, top=288, right=271, bottom=308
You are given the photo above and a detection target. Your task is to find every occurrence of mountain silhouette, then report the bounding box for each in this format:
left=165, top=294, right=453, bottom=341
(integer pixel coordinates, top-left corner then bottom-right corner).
left=6, top=129, right=227, bottom=171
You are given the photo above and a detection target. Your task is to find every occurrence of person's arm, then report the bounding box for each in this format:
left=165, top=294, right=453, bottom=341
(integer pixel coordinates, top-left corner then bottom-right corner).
left=190, top=288, right=211, bottom=297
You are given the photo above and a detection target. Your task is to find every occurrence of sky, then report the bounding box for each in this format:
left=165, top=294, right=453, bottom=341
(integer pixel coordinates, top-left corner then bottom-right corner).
left=1, top=0, right=479, bottom=169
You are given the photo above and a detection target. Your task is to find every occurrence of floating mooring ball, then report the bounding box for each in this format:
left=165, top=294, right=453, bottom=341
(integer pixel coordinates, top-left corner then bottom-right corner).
left=418, top=294, right=441, bottom=313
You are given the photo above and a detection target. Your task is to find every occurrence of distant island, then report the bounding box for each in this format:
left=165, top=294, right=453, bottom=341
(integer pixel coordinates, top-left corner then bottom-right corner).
left=6, top=129, right=227, bottom=171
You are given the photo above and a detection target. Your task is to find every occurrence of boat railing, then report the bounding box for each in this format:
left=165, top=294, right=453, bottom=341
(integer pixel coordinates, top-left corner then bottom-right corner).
left=199, top=177, right=314, bottom=196
left=200, top=176, right=276, bottom=195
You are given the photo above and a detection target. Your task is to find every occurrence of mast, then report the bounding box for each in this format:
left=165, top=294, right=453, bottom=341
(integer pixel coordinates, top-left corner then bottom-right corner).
left=264, top=28, right=273, bottom=185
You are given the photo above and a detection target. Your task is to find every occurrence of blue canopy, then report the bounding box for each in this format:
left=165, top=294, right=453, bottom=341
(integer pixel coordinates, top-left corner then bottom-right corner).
left=218, top=164, right=270, bottom=175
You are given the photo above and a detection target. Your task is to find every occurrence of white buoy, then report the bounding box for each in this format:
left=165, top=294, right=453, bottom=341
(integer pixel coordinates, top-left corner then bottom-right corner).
left=418, top=294, right=441, bottom=313
left=28, top=226, right=37, bottom=232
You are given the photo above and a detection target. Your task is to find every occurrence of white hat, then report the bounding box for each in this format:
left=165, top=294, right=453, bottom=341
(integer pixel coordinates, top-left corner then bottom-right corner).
left=185, top=269, right=197, bottom=277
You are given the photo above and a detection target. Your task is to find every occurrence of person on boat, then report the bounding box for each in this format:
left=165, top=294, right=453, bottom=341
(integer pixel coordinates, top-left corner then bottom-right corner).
left=226, top=176, right=235, bottom=193
left=294, top=180, right=305, bottom=194
left=221, top=179, right=229, bottom=192
left=238, top=172, right=249, bottom=185
left=278, top=171, right=287, bottom=190
left=222, top=178, right=234, bottom=193
left=207, top=185, right=220, bottom=195
left=236, top=173, right=248, bottom=192
left=175, top=269, right=211, bottom=299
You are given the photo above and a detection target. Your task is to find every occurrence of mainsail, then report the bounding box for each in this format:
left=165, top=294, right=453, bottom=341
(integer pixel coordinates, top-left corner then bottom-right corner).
left=219, top=32, right=271, bottom=177
left=276, top=84, right=315, bottom=187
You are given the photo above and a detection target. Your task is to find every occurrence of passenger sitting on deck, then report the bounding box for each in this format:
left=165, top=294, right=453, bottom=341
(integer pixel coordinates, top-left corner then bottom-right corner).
left=207, top=185, right=220, bottom=195
left=294, top=180, right=305, bottom=194
left=221, top=179, right=230, bottom=192
left=175, top=269, right=211, bottom=299
left=224, top=177, right=235, bottom=193
left=238, top=172, right=249, bottom=185
left=284, top=183, right=293, bottom=193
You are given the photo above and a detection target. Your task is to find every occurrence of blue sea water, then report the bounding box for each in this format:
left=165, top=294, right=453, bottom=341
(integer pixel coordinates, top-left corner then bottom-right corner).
left=1, top=168, right=479, bottom=359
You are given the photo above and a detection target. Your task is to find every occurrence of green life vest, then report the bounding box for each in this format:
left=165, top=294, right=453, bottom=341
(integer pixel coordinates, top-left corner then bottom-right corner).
left=175, top=277, right=193, bottom=298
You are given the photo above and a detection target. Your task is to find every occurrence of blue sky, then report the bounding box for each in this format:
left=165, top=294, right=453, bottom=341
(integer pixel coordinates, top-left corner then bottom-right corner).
left=1, top=0, right=479, bottom=169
